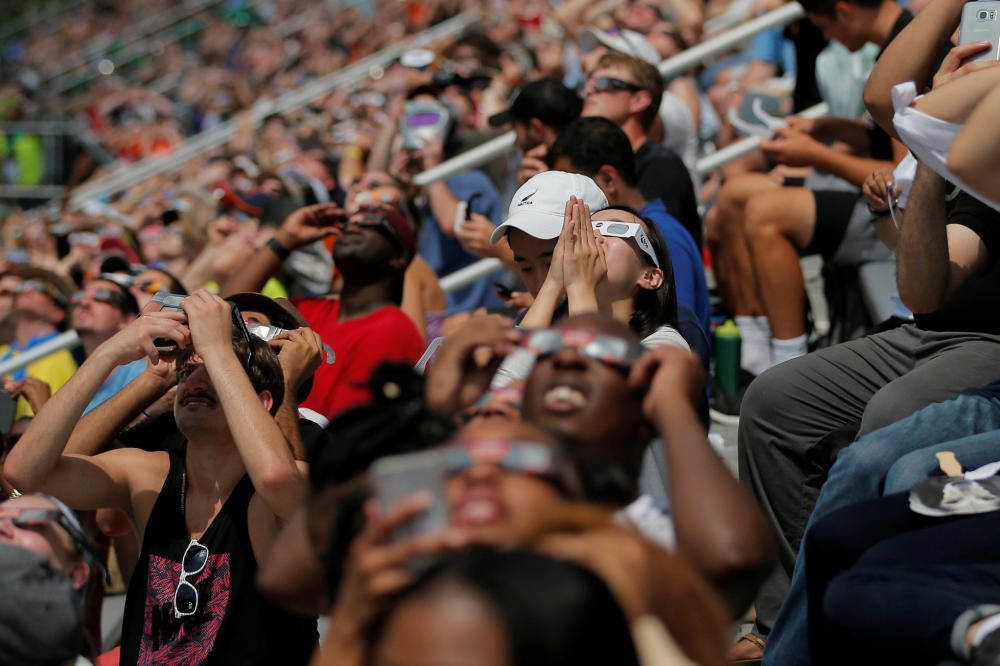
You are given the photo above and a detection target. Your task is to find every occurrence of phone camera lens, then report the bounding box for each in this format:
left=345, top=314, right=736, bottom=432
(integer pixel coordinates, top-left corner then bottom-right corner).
left=979, top=9, right=989, bottom=20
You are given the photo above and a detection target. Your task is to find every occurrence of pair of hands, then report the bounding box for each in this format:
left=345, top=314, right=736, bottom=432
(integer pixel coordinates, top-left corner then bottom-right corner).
left=760, top=116, right=825, bottom=167
left=331, top=492, right=662, bottom=645
left=546, top=196, right=608, bottom=299
left=103, top=291, right=323, bottom=391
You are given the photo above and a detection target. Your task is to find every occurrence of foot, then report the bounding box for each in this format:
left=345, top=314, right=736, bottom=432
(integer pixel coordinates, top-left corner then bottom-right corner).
left=727, top=632, right=765, bottom=663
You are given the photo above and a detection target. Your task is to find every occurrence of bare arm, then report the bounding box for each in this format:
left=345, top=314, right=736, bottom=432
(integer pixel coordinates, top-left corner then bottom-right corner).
left=949, top=84, right=1000, bottom=201
left=218, top=204, right=345, bottom=297
left=425, top=181, right=462, bottom=237
left=632, top=348, right=776, bottom=618
left=65, top=367, right=173, bottom=456
left=896, top=165, right=989, bottom=313
left=4, top=313, right=189, bottom=507
left=185, top=292, right=305, bottom=520
left=864, top=0, right=964, bottom=138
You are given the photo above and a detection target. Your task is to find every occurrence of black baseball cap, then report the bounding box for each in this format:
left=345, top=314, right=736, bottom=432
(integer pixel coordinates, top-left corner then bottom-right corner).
left=488, top=79, right=583, bottom=130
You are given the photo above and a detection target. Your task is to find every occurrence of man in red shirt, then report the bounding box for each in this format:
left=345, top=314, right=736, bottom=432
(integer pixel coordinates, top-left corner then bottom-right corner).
left=221, top=203, right=424, bottom=422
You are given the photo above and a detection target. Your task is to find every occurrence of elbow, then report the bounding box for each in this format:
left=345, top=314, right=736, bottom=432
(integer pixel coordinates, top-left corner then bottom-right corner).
left=2, top=458, right=39, bottom=495
left=898, top=280, right=943, bottom=315
left=863, top=84, right=893, bottom=137
left=687, top=523, right=778, bottom=619
left=259, top=464, right=306, bottom=509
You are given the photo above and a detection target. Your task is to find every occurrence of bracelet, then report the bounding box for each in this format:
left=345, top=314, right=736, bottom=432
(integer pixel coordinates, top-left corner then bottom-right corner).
left=267, top=237, right=291, bottom=261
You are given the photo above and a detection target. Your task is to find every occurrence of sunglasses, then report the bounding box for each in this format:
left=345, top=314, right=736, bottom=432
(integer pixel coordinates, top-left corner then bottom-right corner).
left=15, top=280, right=68, bottom=307
left=0, top=506, right=107, bottom=577
left=349, top=208, right=407, bottom=255
left=173, top=539, right=209, bottom=619
left=592, top=220, right=661, bottom=267
left=71, top=288, right=129, bottom=310
left=522, top=328, right=645, bottom=369
left=589, top=77, right=643, bottom=94
left=441, top=440, right=581, bottom=497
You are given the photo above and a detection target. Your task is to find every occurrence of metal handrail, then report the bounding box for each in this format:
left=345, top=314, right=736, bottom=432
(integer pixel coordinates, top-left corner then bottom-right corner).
left=67, top=13, right=479, bottom=209
left=658, top=2, right=805, bottom=79
left=408, top=3, right=809, bottom=192
left=437, top=102, right=829, bottom=295
left=0, top=331, right=81, bottom=377
left=44, top=0, right=225, bottom=84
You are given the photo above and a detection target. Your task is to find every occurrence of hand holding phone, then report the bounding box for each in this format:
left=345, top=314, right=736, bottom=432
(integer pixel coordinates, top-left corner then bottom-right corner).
left=959, top=2, right=1000, bottom=63
left=371, top=450, right=450, bottom=543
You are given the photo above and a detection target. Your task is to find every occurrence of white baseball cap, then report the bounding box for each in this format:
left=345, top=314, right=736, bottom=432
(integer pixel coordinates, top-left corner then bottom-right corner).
left=579, top=28, right=662, bottom=66
left=490, top=171, right=609, bottom=244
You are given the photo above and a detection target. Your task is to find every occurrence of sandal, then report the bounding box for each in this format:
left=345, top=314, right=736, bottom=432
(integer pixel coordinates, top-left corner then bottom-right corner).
left=727, top=632, right=765, bottom=664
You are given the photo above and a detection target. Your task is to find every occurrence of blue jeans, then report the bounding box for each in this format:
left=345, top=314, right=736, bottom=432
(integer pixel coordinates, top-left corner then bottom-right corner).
left=764, top=383, right=1000, bottom=666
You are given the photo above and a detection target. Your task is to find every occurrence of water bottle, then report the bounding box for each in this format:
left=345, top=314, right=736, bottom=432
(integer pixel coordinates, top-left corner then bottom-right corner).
left=714, top=319, right=741, bottom=396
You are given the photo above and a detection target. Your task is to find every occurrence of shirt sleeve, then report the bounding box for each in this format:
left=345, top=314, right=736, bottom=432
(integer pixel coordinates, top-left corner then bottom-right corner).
left=946, top=191, right=1000, bottom=268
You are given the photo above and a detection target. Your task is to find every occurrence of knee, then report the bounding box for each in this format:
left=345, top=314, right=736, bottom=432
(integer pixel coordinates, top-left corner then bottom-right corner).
left=883, top=449, right=938, bottom=494
left=739, top=361, right=804, bottom=450
left=705, top=207, right=722, bottom=246
left=744, top=194, right=785, bottom=243
left=718, top=175, right=758, bottom=217
left=859, top=385, right=932, bottom=436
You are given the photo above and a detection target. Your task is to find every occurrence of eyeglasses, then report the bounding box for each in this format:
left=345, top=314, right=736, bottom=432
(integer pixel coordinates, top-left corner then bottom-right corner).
left=589, top=77, right=643, bottom=94
left=15, top=280, right=68, bottom=307
left=71, top=288, right=129, bottom=310
left=521, top=328, right=645, bottom=369
left=442, top=440, right=582, bottom=496
left=135, top=278, right=165, bottom=295
left=349, top=207, right=406, bottom=254
left=0, top=506, right=107, bottom=576
left=230, top=304, right=255, bottom=367
left=591, top=220, right=661, bottom=267
left=173, top=539, right=209, bottom=619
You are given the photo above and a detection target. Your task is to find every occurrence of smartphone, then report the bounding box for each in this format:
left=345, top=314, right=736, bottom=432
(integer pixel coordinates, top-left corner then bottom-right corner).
left=494, top=281, right=514, bottom=299
left=959, top=1, right=1000, bottom=62
left=371, top=450, right=450, bottom=543
left=453, top=200, right=468, bottom=233
left=145, top=292, right=188, bottom=354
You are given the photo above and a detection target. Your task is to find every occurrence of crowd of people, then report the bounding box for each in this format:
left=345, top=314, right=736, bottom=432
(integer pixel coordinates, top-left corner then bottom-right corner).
left=3, top=0, right=1000, bottom=664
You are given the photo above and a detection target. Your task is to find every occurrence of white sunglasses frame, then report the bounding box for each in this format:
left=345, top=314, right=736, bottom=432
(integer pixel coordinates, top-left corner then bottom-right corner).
left=591, top=220, right=661, bottom=268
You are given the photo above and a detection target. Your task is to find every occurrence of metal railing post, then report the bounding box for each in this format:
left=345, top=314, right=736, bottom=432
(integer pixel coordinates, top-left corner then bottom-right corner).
left=0, top=331, right=81, bottom=377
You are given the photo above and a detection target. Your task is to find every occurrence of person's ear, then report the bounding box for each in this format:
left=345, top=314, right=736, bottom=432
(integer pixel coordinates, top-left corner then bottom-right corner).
left=528, top=118, right=547, bottom=143
left=833, top=1, right=853, bottom=22
left=629, top=90, right=652, bottom=117
left=258, top=389, right=274, bottom=414
left=595, top=164, right=619, bottom=196
left=68, top=561, right=90, bottom=592
left=637, top=267, right=664, bottom=291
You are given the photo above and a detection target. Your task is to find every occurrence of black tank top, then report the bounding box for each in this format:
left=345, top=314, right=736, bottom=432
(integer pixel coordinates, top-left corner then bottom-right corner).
left=119, top=447, right=316, bottom=665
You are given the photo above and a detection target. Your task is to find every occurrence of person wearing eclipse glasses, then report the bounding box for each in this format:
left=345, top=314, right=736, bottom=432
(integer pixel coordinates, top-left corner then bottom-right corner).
left=425, top=312, right=777, bottom=620
left=488, top=170, right=688, bottom=387
left=220, top=201, right=425, bottom=422
left=4, top=290, right=318, bottom=664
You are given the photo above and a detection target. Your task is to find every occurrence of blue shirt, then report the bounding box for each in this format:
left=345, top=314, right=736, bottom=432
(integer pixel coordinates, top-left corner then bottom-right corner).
left=640, top=199, right=711, bottom=338
left=418, top=170, right=504, bottom=315
left=84, top=359, right=147, bottom=415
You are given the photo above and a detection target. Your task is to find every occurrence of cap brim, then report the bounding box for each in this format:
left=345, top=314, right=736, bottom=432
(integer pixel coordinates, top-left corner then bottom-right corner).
left=227, top=292, right=308, bottom=329
left=490, top=210, right=565, bottom=245
left=488, top=109, right=514, bottom=128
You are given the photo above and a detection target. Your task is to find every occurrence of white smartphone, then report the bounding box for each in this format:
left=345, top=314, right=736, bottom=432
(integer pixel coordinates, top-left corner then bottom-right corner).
left=959, top=1, right=1000, bottom=62
left=371, top=450, right=450, bottom=543
left=453, top=200, right=468, bottom=233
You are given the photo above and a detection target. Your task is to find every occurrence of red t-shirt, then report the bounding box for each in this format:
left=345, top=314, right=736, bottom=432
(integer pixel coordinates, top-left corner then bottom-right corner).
left=291, top=298, right=424, bottom=419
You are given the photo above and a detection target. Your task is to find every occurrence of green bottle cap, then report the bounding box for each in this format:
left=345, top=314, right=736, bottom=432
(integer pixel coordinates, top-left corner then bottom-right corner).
left=716, top=319, right=740, bottom=339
